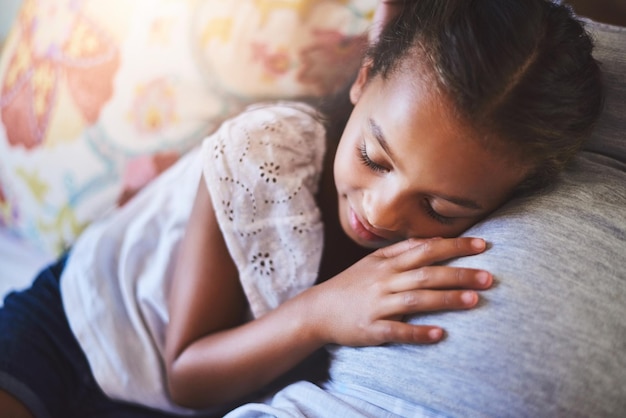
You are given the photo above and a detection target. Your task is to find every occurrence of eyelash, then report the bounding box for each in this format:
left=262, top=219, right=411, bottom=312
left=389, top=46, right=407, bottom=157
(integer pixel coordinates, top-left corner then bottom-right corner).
left=423, top=200, right=455, bottom=225
left=357, top=143, right=388, bottom=173
left=357, top=142, right=455, bottom=226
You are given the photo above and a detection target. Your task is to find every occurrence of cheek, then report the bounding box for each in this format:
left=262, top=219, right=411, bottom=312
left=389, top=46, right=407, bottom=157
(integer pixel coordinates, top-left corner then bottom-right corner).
left=333, top=139, right=358, bottom=188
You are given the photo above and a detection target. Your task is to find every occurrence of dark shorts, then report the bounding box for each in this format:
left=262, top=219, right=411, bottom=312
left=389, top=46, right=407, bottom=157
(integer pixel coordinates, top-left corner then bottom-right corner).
left=0, top=255, right=217, bottom=418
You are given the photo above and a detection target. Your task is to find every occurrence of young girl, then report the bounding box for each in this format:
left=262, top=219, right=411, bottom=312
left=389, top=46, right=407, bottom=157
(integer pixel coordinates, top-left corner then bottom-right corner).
left=0, top=0, right=603, bottom=416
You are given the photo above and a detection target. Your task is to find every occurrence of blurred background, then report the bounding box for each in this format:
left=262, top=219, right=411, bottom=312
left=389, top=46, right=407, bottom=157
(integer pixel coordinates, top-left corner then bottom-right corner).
left=566, top=0, right=626, bottom=26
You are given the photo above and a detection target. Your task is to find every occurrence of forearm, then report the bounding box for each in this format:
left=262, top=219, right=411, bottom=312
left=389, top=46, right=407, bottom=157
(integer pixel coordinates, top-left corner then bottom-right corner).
left=166, top=173, right=332, bottom=409
left=167, top=234, right=494, bottom=409
left=167, top=290, right=324, bottom=409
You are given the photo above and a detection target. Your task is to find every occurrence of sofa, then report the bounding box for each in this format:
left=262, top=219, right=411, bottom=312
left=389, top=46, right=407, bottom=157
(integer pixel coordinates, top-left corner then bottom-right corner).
left=224, top=8, right=626, bottom=416
left=1, top=1, right=625, bottom=416
left=0, top=0, right=376, bottom=297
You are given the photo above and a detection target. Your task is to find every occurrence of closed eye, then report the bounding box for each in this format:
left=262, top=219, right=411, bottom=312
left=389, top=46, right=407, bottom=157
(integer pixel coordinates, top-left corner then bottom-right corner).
left=423, top=199, right=456, bottom=225
left=357, top=143, right=389, bottom=173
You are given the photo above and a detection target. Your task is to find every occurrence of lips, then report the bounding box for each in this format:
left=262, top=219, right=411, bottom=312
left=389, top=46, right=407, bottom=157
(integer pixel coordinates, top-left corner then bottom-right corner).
left=349, top=207, right=386, bottom=243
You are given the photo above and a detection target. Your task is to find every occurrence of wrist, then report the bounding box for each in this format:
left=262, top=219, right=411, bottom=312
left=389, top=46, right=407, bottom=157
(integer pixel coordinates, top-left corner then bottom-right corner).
left=287, top=285, right=332, bottom=347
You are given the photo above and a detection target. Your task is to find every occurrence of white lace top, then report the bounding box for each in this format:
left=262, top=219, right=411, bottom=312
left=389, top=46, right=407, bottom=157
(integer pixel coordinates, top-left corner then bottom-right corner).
left=60, top=102, right=327, bottom=414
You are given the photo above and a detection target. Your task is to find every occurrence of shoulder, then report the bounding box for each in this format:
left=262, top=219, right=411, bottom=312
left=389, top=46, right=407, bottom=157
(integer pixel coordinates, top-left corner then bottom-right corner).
left=201, top=101, right=327, bottom=189
left=208, top=101, right=326, bottom=154
left=242, top=101, right=325, bottom=128
left=199, top=102, right=328, bottom=317
left=200, top=100, right=328, bottom=214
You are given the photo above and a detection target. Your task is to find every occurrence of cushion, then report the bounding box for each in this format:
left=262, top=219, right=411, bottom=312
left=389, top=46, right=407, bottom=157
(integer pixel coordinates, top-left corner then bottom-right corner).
left=583, top=19, right=626, bottom=163
left=327, top=153, right=626, bottom=416
left=325, top=17, right=626, bottom=416
left=227, top=15, right=626, bottom=418
left=0, top=0, right=21, bottom=51
left=0, top=0, right=376, bottom=255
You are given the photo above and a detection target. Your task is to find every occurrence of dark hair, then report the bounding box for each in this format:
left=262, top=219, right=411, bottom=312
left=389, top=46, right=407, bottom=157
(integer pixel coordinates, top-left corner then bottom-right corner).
left=366, top=0, right=604, bottom=193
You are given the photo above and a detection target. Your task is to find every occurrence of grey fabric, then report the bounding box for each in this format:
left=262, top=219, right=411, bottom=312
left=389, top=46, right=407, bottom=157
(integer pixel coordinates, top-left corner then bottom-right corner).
left=226, top=153, right=626, bottom=418
left=320, top=17, right=626, bottom=417
left=225, top=18, right=626, bottom=418
left=584, top=20, right=626, bottom=163
left=225, top=381, right=408, bottom=418
left=320, top=18, right=626, bottom=416
left=326, top=152, right=626, bottom=417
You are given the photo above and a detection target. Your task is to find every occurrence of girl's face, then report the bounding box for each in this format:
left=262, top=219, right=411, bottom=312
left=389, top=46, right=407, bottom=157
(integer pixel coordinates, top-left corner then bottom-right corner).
left=334, top=64, right=528, bottom=249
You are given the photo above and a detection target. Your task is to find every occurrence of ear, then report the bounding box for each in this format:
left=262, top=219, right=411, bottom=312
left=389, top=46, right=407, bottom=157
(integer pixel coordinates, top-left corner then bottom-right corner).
left=349, top=60, right=373, bottom=105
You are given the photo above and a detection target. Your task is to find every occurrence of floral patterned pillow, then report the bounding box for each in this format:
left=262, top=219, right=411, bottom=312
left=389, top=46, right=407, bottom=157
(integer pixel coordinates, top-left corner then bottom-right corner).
left=0, top=0, right=375, bottom=255
left=0, top=0, right=21, bottom=51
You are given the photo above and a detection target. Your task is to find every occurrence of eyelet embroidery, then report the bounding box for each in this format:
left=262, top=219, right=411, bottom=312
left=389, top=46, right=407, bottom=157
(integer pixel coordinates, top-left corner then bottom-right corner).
left=213, top=142, right=226, bottom=159
left=252, top=252, right=275, bottom=276
left=205, top=104, right=325, bottom=299
left=259, top=161, right=279, bottom=183
left=221, top=200, right=234, bottom=221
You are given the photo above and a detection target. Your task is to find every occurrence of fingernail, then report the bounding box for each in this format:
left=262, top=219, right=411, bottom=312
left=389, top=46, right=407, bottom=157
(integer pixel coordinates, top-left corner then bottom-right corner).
left=471, top=238, right=486, bottom=251
left=462, top=291, right=477, bottom=305
left=476, top=271, right=490, bottom=285
left=428, top=328, right=443, bottom=340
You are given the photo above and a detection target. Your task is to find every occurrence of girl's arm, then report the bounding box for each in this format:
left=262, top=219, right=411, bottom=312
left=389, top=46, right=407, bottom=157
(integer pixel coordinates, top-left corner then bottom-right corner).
left=165, top=176, right=492, bottom=409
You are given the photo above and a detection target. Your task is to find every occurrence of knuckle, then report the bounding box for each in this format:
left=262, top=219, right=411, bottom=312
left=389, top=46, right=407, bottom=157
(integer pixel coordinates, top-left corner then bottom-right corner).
left=406, top=237, right=424, bottom=249
left=402, top=291, right=421, bottom=307
left=376, top=246, right=393, bottom=258
left=370, top=279, right=387, bottom=295
left=411, top=327, right=427, bottom=342
left=374, top=255, right=393, bottom=272
left=356, top=319, right=371, bottom=336
left=378, top=322, right=395, bottom=342
left=413, top=268, right=428, bottom=286
left=381, top=257, right=398, bottom=272
left=418, top=241, right=435, bottom=257
left=455, top=268, right=464, bottom=285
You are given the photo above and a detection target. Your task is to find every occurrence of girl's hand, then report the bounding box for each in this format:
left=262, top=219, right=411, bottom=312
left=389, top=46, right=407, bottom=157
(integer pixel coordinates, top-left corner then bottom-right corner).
left=301, top=237, right=492, bottom=346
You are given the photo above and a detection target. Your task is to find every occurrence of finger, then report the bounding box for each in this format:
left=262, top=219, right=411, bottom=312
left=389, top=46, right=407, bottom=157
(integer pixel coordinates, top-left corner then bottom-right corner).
left=376, top=237, right=440, bottom=259
left=374, top=238, right=434, bottom=258
left=392, top=237, right=487, bottom=271
left=370, top=321, right=444, bottom=345
left=380, top=289, right=480, bottom=317
left=387, top=266, right=493, bottom=293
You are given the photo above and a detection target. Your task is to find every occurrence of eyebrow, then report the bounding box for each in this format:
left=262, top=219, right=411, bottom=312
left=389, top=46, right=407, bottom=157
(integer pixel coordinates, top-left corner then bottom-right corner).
left=368, top=119, right=484, bottom=211
left=369, top=118, right=395, bottom=162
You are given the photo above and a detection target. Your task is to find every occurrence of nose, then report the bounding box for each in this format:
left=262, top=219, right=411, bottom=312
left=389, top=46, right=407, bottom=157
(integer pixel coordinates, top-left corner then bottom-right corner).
left=362, top=189, right=404, bottom=232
